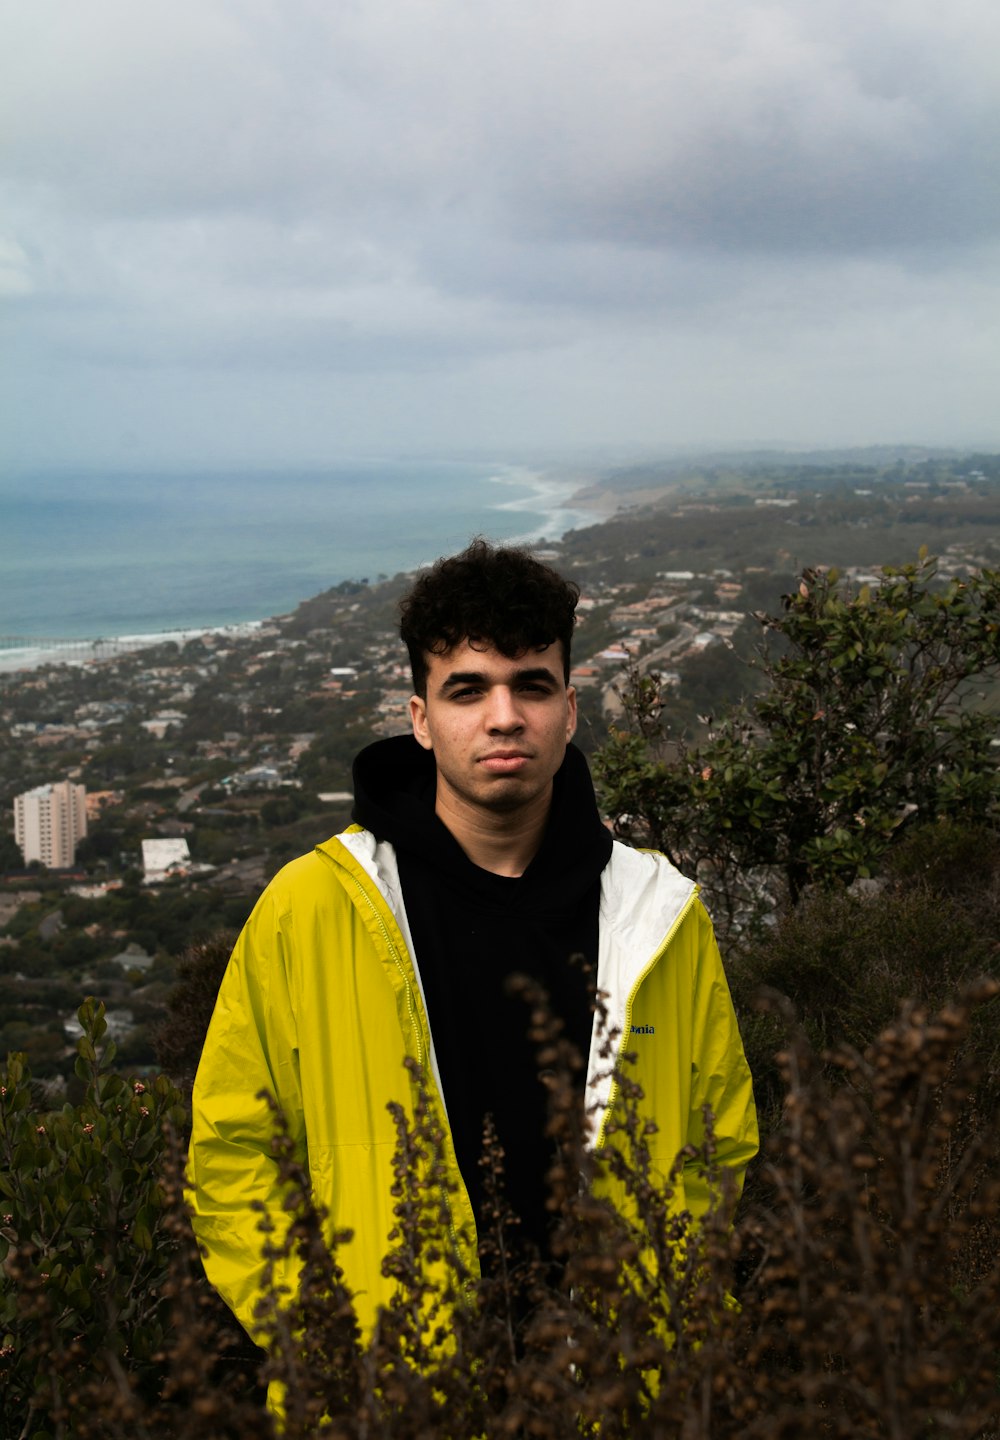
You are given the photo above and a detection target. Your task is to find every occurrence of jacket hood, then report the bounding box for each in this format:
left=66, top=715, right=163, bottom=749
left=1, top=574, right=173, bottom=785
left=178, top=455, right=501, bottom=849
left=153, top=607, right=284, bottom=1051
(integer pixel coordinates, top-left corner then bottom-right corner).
left=351, top=733, right=612, bottom=911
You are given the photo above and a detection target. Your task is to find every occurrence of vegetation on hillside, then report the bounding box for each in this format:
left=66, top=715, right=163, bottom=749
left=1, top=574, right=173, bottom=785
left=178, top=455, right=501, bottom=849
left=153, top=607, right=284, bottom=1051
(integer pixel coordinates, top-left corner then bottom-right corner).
left=2, top=955, right=998, bottom=1437
left=2, top=462, right=1000, bottom=1434
left=595, top=551, right=1000, bottom=925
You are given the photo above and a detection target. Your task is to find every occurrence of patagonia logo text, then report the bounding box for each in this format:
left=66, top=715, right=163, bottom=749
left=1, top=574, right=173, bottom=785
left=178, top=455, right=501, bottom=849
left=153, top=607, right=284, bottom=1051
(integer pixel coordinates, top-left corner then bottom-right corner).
left=630, top=1024, right=655, bottom=1036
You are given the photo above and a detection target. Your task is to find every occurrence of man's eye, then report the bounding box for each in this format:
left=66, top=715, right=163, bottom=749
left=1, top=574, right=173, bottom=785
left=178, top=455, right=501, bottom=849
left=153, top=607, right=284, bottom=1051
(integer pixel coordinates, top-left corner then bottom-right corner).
left=450, top=687, right=480, bottom=700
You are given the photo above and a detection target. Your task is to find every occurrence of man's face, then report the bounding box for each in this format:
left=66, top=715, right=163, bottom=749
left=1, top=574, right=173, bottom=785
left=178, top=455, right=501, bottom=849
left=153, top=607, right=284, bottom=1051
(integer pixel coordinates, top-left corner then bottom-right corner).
left=409, top=639, right=577, bottom=820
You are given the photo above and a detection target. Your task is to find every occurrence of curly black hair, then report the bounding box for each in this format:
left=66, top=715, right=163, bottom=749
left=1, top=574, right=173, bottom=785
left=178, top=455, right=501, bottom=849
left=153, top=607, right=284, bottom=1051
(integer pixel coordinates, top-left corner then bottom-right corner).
left=399, top=538, right=579, bottom=696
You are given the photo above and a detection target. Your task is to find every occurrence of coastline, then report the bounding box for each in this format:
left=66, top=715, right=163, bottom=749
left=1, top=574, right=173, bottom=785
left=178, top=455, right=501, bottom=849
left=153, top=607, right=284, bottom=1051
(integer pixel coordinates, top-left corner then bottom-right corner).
left=486, top=464, right=613, bottom=540
left=1, top=464, right=617, bottom=676
left=0, top=621, right=265, bottom=677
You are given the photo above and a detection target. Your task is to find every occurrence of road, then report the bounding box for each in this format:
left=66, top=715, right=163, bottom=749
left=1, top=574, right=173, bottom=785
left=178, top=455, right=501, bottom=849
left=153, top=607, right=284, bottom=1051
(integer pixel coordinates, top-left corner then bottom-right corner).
left=600, top=618, right=701, bottom=717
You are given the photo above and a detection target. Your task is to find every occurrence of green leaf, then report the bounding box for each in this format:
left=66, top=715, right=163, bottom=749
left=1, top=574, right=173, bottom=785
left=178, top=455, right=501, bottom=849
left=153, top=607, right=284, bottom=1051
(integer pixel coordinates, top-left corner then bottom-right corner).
left=131, top=1220, right=153, bottom=1253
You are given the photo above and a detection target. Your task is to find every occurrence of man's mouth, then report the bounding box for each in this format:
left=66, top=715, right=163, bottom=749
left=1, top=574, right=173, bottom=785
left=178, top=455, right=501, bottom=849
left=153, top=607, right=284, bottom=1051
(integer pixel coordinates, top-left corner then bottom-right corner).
left=478, top=751, right=532, bottom=773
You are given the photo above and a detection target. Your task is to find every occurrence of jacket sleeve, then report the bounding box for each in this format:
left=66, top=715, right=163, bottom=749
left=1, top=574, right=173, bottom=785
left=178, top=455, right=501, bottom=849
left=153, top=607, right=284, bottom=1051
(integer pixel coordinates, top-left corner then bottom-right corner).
left=187, top=879, right=307, bottom=1342
left=681, top=899, right=759, bottom=1222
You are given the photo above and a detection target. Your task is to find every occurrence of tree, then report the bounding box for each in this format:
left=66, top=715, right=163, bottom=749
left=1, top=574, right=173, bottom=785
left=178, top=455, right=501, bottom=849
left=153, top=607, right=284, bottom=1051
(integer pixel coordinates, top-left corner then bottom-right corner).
left=595, top=552, right=1000, bottom=924
left=0, top=829, right=23, bottom=874
left=154, top=931, right=235, bottom=1093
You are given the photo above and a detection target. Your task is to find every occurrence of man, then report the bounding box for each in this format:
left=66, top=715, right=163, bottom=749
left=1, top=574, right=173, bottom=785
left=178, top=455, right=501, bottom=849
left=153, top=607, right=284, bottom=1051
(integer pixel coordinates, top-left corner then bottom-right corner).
left=188, top=539, right=757, bottom=1347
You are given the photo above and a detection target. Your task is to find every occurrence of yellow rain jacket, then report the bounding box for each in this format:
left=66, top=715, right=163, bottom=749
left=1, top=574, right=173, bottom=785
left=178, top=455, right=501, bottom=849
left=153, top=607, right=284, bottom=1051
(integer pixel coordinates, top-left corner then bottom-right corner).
left=187, top=826, right=758, bottom=1343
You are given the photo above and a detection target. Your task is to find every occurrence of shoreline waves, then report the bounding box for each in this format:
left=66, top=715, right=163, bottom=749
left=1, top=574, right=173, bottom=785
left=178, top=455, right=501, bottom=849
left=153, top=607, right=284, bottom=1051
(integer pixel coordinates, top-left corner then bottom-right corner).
left=487, top=466, right=607, bottom=541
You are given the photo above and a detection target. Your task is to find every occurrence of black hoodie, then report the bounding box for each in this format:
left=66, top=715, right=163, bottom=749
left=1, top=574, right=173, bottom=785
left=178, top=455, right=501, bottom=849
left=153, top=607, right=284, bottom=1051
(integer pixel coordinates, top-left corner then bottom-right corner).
left=351, top=734, right=613, bottom=1258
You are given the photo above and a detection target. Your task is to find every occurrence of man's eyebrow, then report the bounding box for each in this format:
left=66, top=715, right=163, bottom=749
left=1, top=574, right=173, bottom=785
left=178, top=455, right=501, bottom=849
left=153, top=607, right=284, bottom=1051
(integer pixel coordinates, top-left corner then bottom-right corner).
left=437, top=665, right=560, bottom=693
left=511, top=666, right=560, bottom=685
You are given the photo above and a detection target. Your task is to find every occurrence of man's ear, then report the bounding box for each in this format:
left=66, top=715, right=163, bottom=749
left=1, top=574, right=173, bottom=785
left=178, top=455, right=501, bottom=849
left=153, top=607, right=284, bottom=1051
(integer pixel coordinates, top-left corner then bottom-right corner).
left=409, top=695, right=434, bottom=751
left=566, top=684, right=578, bottom=742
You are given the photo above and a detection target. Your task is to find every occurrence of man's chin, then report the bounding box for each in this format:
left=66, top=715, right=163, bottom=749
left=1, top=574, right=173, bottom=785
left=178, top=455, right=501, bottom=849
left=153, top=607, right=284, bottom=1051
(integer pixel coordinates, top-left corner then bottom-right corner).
left=476, top=777, right=535, bottom=811
left=468, top=772, right=553, bottom=816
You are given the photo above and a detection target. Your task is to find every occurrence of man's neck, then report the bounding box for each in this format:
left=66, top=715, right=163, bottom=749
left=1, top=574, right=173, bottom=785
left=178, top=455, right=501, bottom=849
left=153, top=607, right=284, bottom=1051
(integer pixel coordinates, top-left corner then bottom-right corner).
left=434, top=783, right=552, bottom=877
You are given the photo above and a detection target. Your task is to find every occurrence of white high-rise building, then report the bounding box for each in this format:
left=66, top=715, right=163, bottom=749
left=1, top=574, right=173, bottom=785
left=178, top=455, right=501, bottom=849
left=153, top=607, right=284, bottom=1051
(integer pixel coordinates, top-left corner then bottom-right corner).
left=13, top=781, right=88, bottom=869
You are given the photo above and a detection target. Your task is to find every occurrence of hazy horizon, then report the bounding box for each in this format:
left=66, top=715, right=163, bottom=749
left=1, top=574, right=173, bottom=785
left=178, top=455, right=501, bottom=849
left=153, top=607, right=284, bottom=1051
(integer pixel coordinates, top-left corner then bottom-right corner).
left=1, top=439, right=991, bottom=482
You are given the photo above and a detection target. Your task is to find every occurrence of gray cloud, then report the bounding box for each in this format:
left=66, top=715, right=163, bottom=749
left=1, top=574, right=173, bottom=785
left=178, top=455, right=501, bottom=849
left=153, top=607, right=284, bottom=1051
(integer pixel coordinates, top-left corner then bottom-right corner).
left=2, top=0, right=999, bottom=466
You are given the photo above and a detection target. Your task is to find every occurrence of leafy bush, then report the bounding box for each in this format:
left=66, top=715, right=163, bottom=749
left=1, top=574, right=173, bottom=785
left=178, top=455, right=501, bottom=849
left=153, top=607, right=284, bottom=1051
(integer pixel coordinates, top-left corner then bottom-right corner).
left=595, top=553, right=1000, bottom=924
left=726, top=822, right=1000, bottom=1140
left=0, top=999, right=186, bottom=1436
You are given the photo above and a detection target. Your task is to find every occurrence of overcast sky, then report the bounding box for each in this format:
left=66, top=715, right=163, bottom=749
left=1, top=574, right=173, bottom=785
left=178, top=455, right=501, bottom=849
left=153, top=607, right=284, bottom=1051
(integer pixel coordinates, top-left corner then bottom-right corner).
left=3, top=0, right=999, bottom=472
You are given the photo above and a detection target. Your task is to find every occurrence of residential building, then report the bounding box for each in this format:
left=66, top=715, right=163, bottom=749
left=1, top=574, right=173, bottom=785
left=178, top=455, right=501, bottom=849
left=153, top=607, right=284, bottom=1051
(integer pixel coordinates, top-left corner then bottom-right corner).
left=141, top=837, right=191, bottom=883
left=13, top=780, right=88, bottom=869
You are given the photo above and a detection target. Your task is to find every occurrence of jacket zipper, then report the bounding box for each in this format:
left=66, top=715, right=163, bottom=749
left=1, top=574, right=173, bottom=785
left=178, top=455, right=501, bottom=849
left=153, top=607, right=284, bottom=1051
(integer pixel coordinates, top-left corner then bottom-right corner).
left=594, top=886, right=698, bottom=1152
left=346, top=868, right=424, bottom=1069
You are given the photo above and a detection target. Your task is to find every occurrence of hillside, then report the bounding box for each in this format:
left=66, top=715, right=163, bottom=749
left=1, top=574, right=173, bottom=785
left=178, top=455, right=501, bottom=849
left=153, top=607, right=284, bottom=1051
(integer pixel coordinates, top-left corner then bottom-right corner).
left=1, top=449, right=998, bottom=1082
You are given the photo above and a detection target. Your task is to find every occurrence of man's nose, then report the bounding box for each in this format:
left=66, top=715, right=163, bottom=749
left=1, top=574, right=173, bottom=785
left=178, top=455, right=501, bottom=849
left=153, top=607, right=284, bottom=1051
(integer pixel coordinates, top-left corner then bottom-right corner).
left=485, top=687, right=523, bottom=731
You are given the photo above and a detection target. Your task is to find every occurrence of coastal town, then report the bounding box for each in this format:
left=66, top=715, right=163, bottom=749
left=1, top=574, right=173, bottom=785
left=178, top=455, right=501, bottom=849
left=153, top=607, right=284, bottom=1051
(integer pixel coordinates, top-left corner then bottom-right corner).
left=2, top=450, right=998, bottom=1080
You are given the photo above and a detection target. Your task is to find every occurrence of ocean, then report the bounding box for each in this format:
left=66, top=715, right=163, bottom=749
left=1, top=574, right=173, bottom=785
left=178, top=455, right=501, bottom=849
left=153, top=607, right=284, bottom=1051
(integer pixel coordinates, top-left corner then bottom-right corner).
left=1, top=463, right=599, bottom=669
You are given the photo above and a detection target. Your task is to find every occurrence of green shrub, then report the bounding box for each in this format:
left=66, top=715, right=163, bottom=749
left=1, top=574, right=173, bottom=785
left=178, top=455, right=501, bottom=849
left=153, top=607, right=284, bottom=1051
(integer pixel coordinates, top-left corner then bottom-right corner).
left=0, top=998, right=186, bottom=1436
left=729, top=822, right=1000, bottom=1143
left=596, top=554, right=1000, bottom=922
